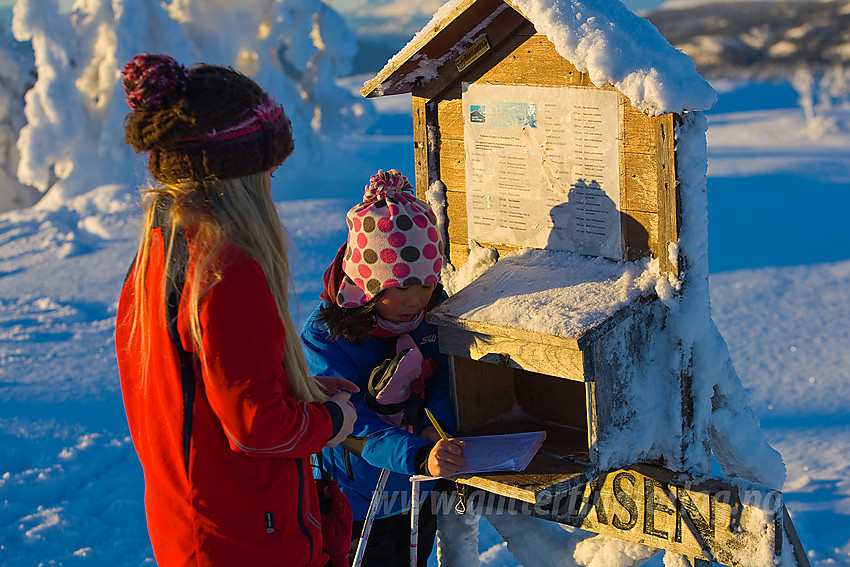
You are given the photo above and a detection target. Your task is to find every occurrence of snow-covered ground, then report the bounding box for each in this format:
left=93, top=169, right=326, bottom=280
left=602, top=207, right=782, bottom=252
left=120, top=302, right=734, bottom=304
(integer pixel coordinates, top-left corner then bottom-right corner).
left=1, top=76, right=848, bottom=566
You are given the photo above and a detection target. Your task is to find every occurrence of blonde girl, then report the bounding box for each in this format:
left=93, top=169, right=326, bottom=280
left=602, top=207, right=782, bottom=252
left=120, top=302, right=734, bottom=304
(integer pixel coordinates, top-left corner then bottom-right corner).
left=115, top=53, right=356, bottom=567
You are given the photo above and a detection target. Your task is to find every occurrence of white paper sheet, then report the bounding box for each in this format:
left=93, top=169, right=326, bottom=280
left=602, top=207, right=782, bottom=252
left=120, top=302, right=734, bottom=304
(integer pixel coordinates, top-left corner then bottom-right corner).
left=463, top=83, right=622, bottom=258
left=453, top=431, right=547, bottom=475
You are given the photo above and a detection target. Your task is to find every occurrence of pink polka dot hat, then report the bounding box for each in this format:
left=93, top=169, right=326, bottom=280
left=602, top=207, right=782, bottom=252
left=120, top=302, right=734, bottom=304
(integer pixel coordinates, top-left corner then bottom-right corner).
left=336, top=169, right=443, bottom=308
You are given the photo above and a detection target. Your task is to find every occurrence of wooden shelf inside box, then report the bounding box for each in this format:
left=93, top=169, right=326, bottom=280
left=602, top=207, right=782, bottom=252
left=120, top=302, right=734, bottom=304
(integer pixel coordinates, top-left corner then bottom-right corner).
left=428, top=252, right=663, bottom=503
left=452, top=418, right=594, bottom=504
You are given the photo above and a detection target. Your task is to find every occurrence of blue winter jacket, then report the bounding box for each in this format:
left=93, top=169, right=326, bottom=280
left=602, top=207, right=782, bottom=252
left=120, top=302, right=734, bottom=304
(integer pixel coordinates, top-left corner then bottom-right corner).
left=301, top=301, right=456, bottom=520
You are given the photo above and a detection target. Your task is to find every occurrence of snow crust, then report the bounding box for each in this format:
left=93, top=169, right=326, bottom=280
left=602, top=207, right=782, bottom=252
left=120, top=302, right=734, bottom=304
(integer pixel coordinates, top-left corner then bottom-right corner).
left=433, top=248, right=661, bottom=339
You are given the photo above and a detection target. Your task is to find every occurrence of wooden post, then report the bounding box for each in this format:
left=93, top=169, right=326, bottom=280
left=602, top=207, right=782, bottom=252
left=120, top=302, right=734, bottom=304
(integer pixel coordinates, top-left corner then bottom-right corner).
left=412, top=95, right=431, bottom=200
left=784, top=506, right=811, bottom=567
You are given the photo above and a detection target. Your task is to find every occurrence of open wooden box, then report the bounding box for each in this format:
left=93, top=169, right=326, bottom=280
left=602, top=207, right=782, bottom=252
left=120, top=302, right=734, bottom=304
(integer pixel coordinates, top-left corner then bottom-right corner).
left=424, top=257, right=791, bottom=566
left=426, top=250, right=666, bottom=504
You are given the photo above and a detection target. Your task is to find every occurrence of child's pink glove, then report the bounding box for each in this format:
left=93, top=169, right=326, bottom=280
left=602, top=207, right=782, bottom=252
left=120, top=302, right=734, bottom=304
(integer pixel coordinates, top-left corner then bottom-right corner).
left=366, top=334, right=432, bottom=429
left=374, top=334, right=423, bottom=406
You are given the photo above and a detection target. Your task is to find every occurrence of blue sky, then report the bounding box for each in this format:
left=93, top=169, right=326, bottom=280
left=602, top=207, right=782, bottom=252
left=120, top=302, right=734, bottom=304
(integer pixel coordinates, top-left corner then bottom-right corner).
left=0, top=0, right=74, bottom=9
left=0, top=0, right=669, bottom=19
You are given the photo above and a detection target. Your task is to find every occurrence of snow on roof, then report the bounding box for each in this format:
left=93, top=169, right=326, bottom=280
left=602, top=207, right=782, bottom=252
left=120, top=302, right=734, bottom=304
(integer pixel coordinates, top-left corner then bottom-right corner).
left=366, top=0, right=717, bottom=116
left=428, top=248, right=665, bottom=341
left=509, top=0, right=717, bottom=114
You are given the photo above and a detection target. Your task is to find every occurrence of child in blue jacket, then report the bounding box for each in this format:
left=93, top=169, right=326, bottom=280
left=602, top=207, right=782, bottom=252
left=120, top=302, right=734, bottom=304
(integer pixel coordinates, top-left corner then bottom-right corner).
left=301, top=169, right=465, bottom=566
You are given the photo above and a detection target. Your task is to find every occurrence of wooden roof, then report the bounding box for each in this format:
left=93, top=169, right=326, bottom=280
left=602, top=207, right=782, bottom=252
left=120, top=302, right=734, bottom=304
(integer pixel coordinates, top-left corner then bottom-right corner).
left=361, top=0, right=529, bottom=98
left=360, top=0, right=716, bottom=115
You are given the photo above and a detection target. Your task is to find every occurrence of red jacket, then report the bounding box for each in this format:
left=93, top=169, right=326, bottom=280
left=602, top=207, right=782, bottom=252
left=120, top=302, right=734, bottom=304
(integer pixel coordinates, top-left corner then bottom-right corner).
left=116, top=225, right=334, bottom=566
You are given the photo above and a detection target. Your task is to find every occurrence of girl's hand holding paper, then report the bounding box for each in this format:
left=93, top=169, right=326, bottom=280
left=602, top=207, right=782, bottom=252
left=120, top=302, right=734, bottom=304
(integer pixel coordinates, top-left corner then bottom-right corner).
left=427, top=438, right=466, bottom=477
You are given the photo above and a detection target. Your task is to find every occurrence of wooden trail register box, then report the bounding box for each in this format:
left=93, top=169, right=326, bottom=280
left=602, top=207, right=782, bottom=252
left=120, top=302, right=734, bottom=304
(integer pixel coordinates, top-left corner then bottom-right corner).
left=360, top=0, right=800, bottom=564
left=361, top=0, right=686, bottom=503
left=423, top=255, right=783, bottom=566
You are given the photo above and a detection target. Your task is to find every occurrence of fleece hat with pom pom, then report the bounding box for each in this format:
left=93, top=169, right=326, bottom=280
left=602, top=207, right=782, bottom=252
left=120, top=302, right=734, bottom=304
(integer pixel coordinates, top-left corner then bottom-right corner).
left=335, top=170, right=443, bottom=308
left=121, top=53, right=293, bottom=184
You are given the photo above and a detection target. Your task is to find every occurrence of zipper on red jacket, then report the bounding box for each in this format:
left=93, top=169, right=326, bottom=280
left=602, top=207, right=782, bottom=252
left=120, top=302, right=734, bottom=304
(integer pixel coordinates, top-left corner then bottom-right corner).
left=295, top=458, right=316, bottom=562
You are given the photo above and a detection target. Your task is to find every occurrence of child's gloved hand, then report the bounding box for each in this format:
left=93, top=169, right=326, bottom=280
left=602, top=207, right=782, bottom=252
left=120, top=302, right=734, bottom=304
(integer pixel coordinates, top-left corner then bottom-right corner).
left=372, top=334, right=423, bottom=405
left=427, top=438, right=466, bottom=477
left=366, top=334, right=428, bottom=425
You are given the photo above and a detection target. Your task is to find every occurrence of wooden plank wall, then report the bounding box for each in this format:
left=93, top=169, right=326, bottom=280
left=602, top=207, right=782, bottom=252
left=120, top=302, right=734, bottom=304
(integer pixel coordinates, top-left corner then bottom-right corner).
left=453, top=356, right=517, bottom=431
left=413, top=25, right=680, bottom=275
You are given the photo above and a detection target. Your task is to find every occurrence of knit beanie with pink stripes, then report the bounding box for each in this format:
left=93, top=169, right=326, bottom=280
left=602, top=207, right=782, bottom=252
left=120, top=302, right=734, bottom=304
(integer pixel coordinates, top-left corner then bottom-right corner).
left=122, top=53, right=293, bottom=184
left=336, top=170, right=443, bottom=308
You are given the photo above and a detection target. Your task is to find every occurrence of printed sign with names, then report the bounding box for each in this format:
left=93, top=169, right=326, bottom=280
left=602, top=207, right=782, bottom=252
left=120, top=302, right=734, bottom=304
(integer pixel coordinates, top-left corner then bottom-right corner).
left=463, top=83, right=621, bottom=258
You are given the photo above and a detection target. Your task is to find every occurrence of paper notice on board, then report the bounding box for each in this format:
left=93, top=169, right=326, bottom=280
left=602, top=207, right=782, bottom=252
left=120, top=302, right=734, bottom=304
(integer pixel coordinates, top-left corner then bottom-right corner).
left=463, top=84, right=622, bottom=258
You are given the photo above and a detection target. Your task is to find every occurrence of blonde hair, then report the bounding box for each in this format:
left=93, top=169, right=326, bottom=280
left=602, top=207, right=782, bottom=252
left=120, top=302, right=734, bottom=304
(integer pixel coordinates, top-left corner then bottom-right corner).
left=128, top=172, right=326, bottom=403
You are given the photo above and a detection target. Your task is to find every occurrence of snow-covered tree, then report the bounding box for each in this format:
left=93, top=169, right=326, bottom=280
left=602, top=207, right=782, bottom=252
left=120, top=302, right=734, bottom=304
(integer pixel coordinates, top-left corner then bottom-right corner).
left=11, top=0, right=374, bottom=209
left=791, top=67, right=838, bottom=139
left=0, top=32, right=38, bottom=213
left=167, top=0, right=373, bottom=153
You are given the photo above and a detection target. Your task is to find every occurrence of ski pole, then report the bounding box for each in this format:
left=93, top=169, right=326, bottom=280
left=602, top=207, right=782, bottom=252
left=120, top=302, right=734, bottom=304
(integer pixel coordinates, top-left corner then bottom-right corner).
left=352, top=467, right=391, bottom=567
left=410, top=478, right=421, bottom=567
